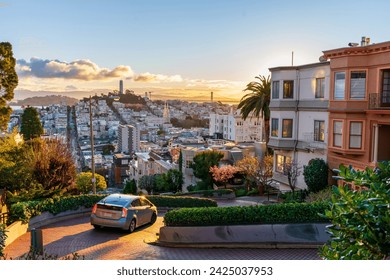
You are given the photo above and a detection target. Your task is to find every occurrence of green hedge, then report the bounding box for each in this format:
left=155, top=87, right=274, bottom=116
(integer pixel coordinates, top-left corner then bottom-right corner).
left=9, top=194, right=105, bottom=224
left=8, top=194, right=217, bottom=224
left=176, top=189, right=234, bottom=198
left=147, top=195, right=217, bottom=208
left=164, top=202, right=330, bottom=226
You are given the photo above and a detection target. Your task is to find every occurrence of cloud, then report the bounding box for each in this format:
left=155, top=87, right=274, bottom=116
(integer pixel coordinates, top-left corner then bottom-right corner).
left=131, top=72, right=183, bottom=83
left=16, top=58, right=134, bottom=80
left=65, top=85, right=78, bottom=91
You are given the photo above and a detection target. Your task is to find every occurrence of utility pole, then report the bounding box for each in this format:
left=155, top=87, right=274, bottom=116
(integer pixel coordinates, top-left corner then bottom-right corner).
left=89, top=96, right=96, bottom=194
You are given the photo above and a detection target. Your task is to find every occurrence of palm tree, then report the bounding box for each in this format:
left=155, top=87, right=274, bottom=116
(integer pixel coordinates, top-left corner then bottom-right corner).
left=237, top=75, right=271, bottom=143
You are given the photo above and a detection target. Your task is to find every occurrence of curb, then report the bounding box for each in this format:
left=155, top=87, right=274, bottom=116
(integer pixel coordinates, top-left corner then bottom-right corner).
left=150, top=240, right=324, bottom=249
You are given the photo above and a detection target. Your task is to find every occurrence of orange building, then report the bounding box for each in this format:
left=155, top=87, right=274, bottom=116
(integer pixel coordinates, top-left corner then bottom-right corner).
left=323, top=37, right=390, bottom=170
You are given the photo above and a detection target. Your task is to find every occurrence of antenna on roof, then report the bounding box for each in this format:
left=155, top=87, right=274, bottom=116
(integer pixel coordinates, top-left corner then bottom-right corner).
left=291, top=51, right=294, bottom=66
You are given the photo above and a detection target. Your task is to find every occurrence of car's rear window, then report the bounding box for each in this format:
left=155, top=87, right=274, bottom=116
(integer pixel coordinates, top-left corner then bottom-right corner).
left=99, top=197, right=129, bottom=208
left=96, top=204, right=123, bottom=211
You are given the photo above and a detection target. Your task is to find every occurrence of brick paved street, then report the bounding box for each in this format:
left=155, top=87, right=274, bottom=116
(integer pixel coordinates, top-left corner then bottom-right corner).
left=4, top=213, right=321, bottom=260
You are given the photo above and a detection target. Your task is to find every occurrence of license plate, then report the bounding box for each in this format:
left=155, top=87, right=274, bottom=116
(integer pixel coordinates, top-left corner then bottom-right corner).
left=103, top=212, right=113, bottom=218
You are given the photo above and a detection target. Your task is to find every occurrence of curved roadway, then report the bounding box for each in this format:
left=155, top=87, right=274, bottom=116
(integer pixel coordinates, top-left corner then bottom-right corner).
left=4, top=198, right=321, bottom=260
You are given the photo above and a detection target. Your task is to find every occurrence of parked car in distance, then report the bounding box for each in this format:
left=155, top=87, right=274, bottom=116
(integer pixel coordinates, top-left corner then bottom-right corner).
left=90, top=194, right=157, bottom=232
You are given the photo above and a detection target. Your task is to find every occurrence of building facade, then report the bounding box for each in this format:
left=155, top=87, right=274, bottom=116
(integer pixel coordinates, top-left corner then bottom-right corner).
left=268, top=62, right=330, bottom=190
left=117, top=124, right=140, bottom=154
left=209, top=108, right=264, bottom=143
left=323, top=38, right=390, bottom=170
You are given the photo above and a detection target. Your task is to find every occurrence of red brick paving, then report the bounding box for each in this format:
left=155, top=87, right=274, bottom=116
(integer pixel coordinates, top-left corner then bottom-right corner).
left=4, top=215, right=321, bottom=260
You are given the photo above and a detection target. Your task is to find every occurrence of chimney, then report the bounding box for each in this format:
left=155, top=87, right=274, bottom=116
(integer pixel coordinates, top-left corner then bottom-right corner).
left=361, top=36, right=370, bottom=46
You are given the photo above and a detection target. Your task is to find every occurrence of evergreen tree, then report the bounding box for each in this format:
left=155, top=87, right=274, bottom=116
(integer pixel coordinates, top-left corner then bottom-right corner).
left=20, top=107, right=43, bottom=140
left=0, top=42, right=18, bottom=131
left=191, top=150, right=224, bottom=189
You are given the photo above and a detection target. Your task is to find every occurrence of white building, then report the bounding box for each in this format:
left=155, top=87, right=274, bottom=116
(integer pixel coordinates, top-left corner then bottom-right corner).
left=268, top=61, right=330, bottom=190
left=209, top=108, right=263, bottom=143
left=117, top=124, right=140, bottom=154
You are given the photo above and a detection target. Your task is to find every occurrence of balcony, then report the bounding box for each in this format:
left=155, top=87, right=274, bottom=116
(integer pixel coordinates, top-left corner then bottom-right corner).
left=368, top=92, right=390, bottom=109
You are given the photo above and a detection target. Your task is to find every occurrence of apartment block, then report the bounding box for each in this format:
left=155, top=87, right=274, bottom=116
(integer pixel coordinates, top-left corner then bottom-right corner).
left=323, top=37, right=390, bottom=170
left=268, top=62, right=330, bottom=190
left=209, top=108, right=264, bottom=143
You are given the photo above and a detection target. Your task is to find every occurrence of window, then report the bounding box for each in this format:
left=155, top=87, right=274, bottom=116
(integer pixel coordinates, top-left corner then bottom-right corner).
left=314, top=120, right=325, bottom=142
left=333, top=121, right=343, bottom=147
left=382, top=69, right=390, bottom=105
left=349, top=121, right=362, bottom=149
left=283, top=81, right=294, bottom=99
left=350, top=71, right=366, bottom=100
left=276, top=154, right=292, bottom=174
left=315, top=78, right=325, bottom=98
left=282, top=119, right=293, bottom=138
left=271, top=118, right=279, bottom=137
left=334, top=72, right=345, bottom=100
left=185, top=160, right=192, bottom=168
left=272, top=81, right=280, bottom=99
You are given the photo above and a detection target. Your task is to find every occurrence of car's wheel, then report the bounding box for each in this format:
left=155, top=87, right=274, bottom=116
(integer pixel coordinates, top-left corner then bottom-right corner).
left=128, top=219, right=136, bottom=233
left=92, top=224, right=101, bottom=230
left=150, top=213, right=157, bottom=224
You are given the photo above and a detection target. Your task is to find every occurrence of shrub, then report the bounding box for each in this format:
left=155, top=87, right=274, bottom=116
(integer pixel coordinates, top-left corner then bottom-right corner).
left=164, top=202, right=329, bottom=226
left=234, top=188, right=247, bottom=197
left=0, top=224, right=6, bottom=258
left=303, top=158, right=329, bottom=193
left=123, top=179, right=137, bottom=194
left=321, top=162, right=390, bottom=260
left=147, top=195, right=217, bottom=208
left=8, top=194, right=105, bottom=224
left=305, top=187, right=332, bottom=203
left=177, top=189, right=234, bottom=198
left=280, top=190, right=308, bottom=203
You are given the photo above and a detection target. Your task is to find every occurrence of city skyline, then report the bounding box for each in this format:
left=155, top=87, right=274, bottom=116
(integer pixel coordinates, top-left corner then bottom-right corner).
left=2, top=0, right=390, bottom=102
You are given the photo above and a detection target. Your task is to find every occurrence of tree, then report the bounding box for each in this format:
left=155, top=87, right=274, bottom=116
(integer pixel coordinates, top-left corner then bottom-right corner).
left=284, top=159, right=301, bottom=198
left=138, top=174, right=159, bottom=194
left=303, top=158, right=329, bottom=193
left=156, top=169, right=183, bottom=193
left=0, top=42, right=18, bottom=131
left=76, top=172, right=107, bottom=194
left=29, top=138, right=77, bottom=196
left=191, top=150, right=224, bottom=189
left=255, top=155, right=274, bottom=195
left=2, top=137, right=77, bottom=204
left=235, top=155, right=273, bottom=194
left=0, top=130, right=32, bottom=195
left=209, top=165, right=238, bottom=188
left=235, top=156, right=260, bottom=191
left=123, top=179, right=137, bottom=194
left=237, top=75, right=271, bottom=143
left=20, top=107, right=43, bottom=140
left=321, top=162, right=390, bottom=260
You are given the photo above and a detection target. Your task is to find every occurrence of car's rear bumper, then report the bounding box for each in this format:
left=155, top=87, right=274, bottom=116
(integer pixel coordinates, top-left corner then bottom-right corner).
left=90, top=215, right=130, bottom=230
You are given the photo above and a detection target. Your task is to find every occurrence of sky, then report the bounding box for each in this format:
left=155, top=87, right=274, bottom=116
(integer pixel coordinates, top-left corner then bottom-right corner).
left=2, top=0, right=390, bottom=103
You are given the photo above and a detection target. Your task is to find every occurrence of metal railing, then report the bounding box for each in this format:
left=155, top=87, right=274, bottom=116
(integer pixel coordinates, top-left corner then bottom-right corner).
left=369, top=92, right=390, bottom=109
left=0, top=212, right=8, bottom=225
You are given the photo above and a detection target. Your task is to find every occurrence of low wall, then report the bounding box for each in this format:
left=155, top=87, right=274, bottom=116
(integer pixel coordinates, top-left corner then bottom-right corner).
left=158, top=223, right=330, bottom=248
left=4, top=207, right=92, bottom=248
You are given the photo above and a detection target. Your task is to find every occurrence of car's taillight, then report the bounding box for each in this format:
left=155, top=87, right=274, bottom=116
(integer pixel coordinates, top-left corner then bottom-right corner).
left=92, top=204, right=97, bottom=214
left=121, top=207, right=127, bottom=218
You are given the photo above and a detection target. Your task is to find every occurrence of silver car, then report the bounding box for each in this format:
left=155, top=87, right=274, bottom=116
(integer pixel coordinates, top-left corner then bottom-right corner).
left=90, top=194, right=157, bottom=232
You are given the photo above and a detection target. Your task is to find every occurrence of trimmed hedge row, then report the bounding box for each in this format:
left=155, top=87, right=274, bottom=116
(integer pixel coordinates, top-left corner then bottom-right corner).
left=177, top=189, right=234, bottom=198
left=9, top=194, right=105, bottom=224
left=147, top=195, right=217, bottom=208
left=8, top=194, right=217, bottom=224
left=164, top=202, right=330, bottom=226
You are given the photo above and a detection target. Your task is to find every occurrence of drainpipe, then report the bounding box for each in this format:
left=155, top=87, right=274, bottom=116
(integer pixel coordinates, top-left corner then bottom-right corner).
left=294, top=70, right=300, bottom=158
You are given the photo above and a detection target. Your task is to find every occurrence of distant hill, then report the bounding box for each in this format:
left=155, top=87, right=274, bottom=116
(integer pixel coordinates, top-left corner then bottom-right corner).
left=10, top=95, right=79, bottom=106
